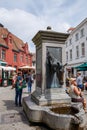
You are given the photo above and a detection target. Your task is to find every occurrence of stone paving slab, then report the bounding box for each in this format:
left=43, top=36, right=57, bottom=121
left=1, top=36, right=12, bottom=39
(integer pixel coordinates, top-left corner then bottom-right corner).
left=0, top=112, right=26, bottom=124
left=0, top=122, right=37, bottom=130
left=1, top=85, right=87, bottom=130
left=0, top=86, right=48, bottom=130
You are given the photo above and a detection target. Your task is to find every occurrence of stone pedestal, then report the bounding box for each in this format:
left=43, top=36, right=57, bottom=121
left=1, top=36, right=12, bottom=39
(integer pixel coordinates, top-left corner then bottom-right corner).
left=31, top=27, right=70, bottom=105
left=22, top=27, right=86, bottom=130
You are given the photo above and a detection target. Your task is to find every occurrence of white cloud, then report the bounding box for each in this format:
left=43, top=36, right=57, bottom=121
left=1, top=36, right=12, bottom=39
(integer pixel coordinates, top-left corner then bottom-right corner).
left=0, top=7, right=70, bottom=52
left=0, top=0, right=87, bottom=52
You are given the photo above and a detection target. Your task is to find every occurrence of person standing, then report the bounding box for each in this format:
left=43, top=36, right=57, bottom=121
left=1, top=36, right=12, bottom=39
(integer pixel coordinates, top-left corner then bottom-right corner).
left=76, top=72, right=83, bottom=91
left=15, top=72, right=23, bottom=107
left=27, top=72, right=33, bottom=93
left=11, top=72, right=17, bottom=89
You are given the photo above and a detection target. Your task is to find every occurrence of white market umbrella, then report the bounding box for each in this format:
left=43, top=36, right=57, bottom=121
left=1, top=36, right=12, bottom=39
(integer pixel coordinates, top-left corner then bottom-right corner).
left=0, top=66, right=16, bottom=71
left=19, top=65, right=35, bottom=70
left=6, top=66, right=16, bottom=71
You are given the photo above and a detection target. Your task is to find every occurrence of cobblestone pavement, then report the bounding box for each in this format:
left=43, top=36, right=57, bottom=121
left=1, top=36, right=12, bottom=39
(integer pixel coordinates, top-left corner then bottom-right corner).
left=0, top=84, right=49, bottom=130
left=1, top=84, right=87, bottom=130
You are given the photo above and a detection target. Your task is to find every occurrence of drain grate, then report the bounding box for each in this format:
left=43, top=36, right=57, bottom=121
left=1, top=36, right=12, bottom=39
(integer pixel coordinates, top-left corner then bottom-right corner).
left=0, top=112, right=27, bottom=124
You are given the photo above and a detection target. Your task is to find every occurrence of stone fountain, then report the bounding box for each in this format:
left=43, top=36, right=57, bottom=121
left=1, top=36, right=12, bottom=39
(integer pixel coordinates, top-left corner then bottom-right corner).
left=22, top=27, right=86, bottom=130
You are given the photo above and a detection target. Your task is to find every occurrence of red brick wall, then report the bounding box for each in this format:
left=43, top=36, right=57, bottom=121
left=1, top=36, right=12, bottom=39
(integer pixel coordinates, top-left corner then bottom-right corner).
left=1, top=40, right=32, bottom=70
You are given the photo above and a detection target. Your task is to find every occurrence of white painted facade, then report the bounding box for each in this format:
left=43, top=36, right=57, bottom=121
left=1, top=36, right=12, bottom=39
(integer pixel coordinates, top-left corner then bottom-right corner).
left=65, top=18, right=87, bottom=77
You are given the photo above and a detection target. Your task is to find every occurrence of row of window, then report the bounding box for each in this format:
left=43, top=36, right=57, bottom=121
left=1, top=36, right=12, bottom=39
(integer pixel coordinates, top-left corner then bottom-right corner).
left=66, top=43, right=85, bottom=61
left=1, top=49, right=29, bottom=63
left=66, top=28, right=84, bottom=47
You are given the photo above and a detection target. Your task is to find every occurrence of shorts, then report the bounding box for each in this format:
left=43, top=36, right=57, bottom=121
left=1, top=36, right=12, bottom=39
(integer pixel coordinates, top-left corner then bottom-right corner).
left=72, top=98, right=84, bottom=103
left=77, top=84, right=83, bottom=89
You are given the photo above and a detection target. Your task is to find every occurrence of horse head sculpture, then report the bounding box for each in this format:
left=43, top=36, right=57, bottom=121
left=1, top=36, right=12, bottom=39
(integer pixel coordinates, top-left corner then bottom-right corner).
left=47, top=51, right=64, bottom=85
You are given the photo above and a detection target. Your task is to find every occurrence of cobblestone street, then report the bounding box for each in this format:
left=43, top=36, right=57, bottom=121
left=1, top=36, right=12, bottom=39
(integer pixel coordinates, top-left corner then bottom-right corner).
left=1, top=84, right=87, bottom=130
left=0, top=85, right=49, bottom=130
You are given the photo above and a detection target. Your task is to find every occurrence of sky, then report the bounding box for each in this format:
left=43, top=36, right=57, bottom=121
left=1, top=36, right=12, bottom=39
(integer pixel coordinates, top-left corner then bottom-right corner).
left=0, top=0, right=87, bottom=53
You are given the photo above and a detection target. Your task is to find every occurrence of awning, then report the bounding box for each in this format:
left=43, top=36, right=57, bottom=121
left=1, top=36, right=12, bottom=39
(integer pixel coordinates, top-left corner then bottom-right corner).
left=77, top=67, right=87, bottom=71
left=19, top=65, right=35, bottom=70
left=0, top=61, right=7, bottom=66
left=6, top=66, right=16, bottom=71
left=0, top=66, right=16, bottom=71
left=75, top=63, right=87, bottom=68
left=75, top=62, right=87, bottom=71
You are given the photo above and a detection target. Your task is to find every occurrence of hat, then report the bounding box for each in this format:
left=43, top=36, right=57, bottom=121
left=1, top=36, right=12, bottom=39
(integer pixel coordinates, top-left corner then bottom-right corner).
left=77, top=71, right=81, bottom=74
left=69, top=78, right=76, bottom=82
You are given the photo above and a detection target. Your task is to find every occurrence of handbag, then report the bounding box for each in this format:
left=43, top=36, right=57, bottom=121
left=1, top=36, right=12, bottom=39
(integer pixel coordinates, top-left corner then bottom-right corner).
left=18, top=80, right=27, bottom=90
left=21, top=80, right=27, bottom=88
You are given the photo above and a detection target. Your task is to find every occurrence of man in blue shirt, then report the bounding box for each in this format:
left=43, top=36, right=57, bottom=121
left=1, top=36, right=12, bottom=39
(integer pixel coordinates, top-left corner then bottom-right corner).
left=76, top=72, right=83, bottom=91
left=27, top=72, right=33, bottom=93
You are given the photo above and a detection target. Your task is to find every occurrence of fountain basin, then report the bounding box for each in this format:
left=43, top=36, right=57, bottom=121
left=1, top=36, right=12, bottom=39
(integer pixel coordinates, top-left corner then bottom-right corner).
left=22, top=95, right=86, bottom=130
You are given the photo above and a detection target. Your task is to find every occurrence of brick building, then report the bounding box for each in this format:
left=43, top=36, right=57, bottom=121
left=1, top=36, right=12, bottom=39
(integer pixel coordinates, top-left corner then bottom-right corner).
left=0, top=23, right=32, bottom=70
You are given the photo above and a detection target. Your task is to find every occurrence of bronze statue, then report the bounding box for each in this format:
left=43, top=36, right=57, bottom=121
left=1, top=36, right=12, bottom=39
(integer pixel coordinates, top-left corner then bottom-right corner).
left=46, top=51, right=64, bottom=88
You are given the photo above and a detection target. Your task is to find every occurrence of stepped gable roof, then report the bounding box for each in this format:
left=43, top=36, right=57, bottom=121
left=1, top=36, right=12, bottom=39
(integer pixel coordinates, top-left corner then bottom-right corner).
left=0, top=25, right=25, bottom=52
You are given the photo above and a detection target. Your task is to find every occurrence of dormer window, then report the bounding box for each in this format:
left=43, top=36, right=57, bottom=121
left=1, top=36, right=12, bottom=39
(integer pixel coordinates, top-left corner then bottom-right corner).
left=1, top=34, right=7, bottom=39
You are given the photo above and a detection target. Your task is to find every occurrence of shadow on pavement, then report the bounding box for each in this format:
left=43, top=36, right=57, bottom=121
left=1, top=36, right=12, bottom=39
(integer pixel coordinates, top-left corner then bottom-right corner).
left=2, top=100, right=22, bottom=111
left=2, top=99, right=30, bottom=125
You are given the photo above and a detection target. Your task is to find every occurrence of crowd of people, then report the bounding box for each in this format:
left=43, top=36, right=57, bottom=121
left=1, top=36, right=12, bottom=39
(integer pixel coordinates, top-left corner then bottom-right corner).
left=66, top=72, right=87, bottom=112
left=11, top=70, right=87, bottom=112
left=11, top=71, right=34, bottom=107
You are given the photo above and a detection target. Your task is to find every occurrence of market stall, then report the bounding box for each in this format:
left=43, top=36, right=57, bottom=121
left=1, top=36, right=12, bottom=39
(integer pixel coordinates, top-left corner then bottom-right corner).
left=19, top=65, right=35, bottom=70
left=0, top=66, right=16, bottom=87
left=18, top=65, right=35, bottom=79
